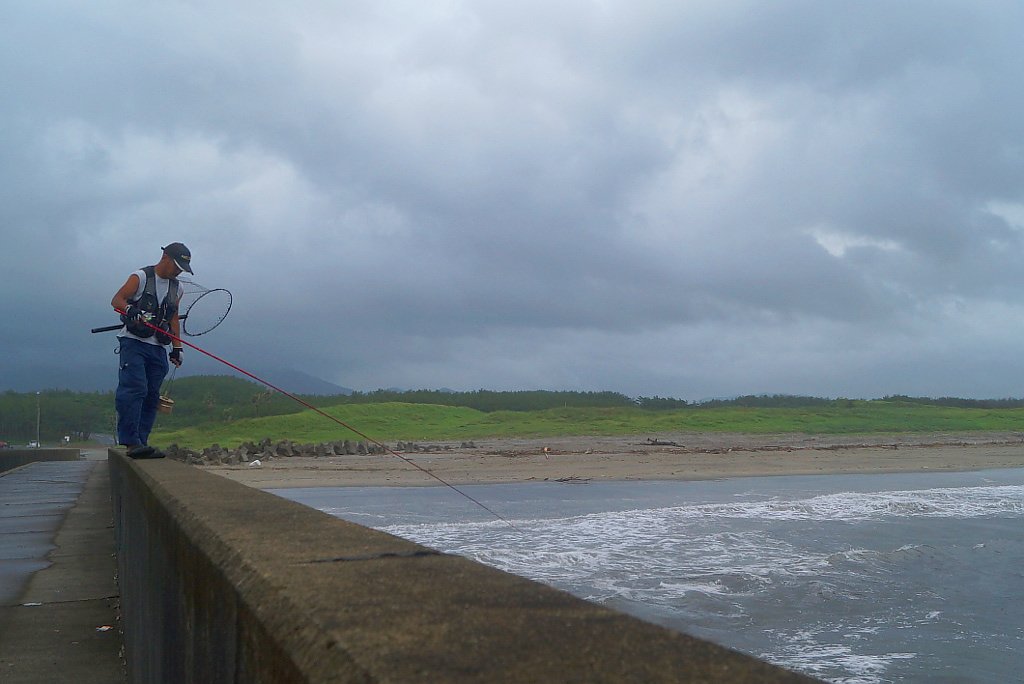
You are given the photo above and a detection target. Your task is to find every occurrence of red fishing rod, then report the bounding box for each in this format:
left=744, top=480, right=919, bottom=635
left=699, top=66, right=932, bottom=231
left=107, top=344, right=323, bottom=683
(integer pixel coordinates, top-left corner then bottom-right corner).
left=112, top=308, right=515, bottom=529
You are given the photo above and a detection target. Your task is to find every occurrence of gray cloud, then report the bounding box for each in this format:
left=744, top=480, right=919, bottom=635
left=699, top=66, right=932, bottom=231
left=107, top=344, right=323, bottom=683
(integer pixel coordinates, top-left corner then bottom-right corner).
left=3, top=1, right=1024, bottom=398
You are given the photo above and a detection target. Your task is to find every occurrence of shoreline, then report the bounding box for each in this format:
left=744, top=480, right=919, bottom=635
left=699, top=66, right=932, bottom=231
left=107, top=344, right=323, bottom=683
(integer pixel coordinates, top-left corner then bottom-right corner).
left=201, top=432, right=1024, bottom=489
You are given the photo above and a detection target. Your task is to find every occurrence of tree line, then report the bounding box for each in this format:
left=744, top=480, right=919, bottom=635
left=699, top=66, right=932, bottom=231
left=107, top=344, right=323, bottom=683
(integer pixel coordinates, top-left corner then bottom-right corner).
left=0, top=390, right=112, bottom=444
left=4, top=377, right=1023, bottom=443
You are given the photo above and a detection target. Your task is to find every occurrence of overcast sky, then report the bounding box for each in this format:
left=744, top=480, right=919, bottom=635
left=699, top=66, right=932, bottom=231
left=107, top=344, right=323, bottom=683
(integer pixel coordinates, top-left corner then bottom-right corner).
left=3, top=1, right=1024, bottom=399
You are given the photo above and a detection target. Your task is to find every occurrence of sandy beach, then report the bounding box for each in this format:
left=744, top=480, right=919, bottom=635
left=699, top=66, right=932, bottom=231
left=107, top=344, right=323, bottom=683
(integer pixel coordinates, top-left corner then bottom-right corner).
left=203, top=431, right=1024, bottom=489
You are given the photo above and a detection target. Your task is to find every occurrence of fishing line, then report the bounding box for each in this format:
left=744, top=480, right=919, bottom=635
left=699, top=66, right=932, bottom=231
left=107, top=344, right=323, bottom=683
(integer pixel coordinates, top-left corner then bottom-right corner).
left=112, top=309, right=517, bottom=530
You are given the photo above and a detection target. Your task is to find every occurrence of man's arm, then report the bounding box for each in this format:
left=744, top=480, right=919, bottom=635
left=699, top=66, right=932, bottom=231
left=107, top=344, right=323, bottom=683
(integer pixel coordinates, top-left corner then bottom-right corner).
left=168, top=294, right=184, bottom=367
left=169, top=310, right=181, bottom=343
left=111, top=274, right=141, bottom=313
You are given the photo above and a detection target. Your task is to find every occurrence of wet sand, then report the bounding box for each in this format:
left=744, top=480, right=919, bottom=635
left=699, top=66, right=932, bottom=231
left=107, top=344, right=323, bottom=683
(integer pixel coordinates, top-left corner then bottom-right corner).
left=203, top=432, right=1024, bottom=489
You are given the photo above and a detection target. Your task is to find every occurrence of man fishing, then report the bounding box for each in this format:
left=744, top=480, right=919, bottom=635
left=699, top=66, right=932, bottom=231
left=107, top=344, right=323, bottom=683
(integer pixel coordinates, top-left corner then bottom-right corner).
left=110, top=243, right=192, bottom=458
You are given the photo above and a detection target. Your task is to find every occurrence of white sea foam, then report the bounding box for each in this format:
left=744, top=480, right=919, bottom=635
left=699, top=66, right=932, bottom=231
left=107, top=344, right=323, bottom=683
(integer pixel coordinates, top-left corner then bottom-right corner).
left=385, top=484, right=1024, bottom=546
left=652, top=484, right=1024, bottom=523
left=369, top=481, right=1024, bottom=683
left=321, top=508, right=390, bottom=522
left=766, top=635, right=916, bottom=684
left=383, top=484, right=1024, bottom=592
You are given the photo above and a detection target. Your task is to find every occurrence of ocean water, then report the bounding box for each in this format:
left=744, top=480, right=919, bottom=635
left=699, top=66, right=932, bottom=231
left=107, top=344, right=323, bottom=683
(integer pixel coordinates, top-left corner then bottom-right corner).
left=273, top=469, right=1024, bottom=683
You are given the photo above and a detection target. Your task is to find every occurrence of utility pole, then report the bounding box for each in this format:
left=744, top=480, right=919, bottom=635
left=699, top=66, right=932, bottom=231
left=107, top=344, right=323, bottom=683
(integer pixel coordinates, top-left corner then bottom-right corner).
left=36, top=391, right=41, bottom=446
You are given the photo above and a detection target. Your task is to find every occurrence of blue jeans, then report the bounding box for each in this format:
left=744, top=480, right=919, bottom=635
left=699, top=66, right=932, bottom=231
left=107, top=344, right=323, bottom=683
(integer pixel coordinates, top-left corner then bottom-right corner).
left=115, top=338, right=169, bottom=447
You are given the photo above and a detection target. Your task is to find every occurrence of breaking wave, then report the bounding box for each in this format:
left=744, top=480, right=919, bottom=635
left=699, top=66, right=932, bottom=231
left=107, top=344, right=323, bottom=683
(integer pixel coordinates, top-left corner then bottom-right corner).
left=374, top=481, right=1024, bottom=683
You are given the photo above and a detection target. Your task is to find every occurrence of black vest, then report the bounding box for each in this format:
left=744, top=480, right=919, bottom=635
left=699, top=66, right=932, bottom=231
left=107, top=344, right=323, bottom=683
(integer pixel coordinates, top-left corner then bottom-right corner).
left=125, top=266, right=179, bottom=345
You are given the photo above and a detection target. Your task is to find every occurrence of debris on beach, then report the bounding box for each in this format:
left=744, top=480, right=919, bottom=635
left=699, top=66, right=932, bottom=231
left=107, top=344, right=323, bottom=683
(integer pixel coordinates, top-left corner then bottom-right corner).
left=396, top=441, right=454, bottom=453
left=162, top=437, right=388, bottom=466
left=163, top=438, right=472, bottom=466
left=645, top=438, right=682, bottom=447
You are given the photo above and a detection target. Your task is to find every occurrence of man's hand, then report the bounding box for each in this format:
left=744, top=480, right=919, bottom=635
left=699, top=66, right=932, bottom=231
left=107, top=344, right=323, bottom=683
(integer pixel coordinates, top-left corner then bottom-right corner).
left=120, top=304, right=146, bottom=323
left=169, top=348, right=183, bottom=367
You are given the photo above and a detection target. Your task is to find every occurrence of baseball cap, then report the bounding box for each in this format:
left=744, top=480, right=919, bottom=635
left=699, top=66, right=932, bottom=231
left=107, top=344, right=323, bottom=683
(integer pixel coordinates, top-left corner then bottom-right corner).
left=161, top=243, right=193, bottom=274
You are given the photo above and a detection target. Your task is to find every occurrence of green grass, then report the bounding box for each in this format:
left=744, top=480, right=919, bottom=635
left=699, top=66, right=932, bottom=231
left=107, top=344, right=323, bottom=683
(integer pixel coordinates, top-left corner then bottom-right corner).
left=151, top=400, right=1024, bottom=450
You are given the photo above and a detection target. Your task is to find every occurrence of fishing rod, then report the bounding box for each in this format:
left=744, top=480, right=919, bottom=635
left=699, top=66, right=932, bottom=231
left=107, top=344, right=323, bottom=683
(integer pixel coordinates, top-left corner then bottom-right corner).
left=111, top=308, right=516, bottom=530
left=93, top=283, right=232, bottom=336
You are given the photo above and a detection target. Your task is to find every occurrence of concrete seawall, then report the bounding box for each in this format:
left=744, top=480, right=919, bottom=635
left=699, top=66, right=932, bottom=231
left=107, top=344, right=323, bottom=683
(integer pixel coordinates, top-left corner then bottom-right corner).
left=0, top=448, right=81, bottom=473
left=109, top=449, right=817, bottom=683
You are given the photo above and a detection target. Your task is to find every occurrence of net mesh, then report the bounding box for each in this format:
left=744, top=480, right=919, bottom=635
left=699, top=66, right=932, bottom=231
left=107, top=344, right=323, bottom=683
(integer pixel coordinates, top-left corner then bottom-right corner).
left=178, top=279, right=232, bottom=335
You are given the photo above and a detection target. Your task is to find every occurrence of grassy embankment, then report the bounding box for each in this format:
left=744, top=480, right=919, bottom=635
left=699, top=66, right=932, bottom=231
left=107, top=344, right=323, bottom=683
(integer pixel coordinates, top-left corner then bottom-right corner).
left=152, top=400, right=1024, bottom=451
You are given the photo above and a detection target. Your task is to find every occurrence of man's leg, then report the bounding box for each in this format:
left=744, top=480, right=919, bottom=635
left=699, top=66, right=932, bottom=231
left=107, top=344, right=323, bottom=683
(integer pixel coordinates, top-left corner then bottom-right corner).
left=115, top=338, right=146, bottom=447
left=137, top=344, right=169, bottom=447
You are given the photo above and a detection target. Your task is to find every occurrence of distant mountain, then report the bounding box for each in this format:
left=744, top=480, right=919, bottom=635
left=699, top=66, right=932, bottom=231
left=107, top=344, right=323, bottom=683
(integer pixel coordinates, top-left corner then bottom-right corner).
left=168, top=354, right=352, bottom=395
left=256, top=368, right=353, bottom=396
left=0, top=358, right=351, bottom=396
left=1, top=362, right=116, bottom=393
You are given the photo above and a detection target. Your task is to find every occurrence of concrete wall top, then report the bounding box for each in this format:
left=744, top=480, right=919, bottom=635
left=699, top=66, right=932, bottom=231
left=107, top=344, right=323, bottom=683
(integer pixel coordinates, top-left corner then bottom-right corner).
left=111, top=451, right=818, bottom=683
left=0, top=448, right=80, bottom=474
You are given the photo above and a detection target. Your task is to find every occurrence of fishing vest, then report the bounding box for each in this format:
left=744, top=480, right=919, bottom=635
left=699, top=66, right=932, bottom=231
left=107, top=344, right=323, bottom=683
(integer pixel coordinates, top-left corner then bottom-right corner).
left=125, top=266, right=180, bottom=345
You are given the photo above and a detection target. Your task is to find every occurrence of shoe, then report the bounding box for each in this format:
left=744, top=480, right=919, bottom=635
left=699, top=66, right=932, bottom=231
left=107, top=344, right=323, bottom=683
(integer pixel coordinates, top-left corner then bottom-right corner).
left=137, top=446, right=166, bottom=459
left=127, top=445, right=156, bottom=459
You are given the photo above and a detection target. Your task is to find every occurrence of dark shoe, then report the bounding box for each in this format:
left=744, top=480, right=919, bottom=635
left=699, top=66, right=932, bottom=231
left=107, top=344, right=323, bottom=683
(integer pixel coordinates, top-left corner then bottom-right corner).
left=137, top=445, right=166, bottom=459
left=127, top=445, right=156, bottom=459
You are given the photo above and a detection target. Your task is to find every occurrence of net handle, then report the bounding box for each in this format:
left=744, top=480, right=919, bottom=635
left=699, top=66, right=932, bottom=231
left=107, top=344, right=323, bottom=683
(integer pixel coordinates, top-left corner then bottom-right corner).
left=91, top=313, right=190, bottom=334
left=91, top=286, right=231, bottom=336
